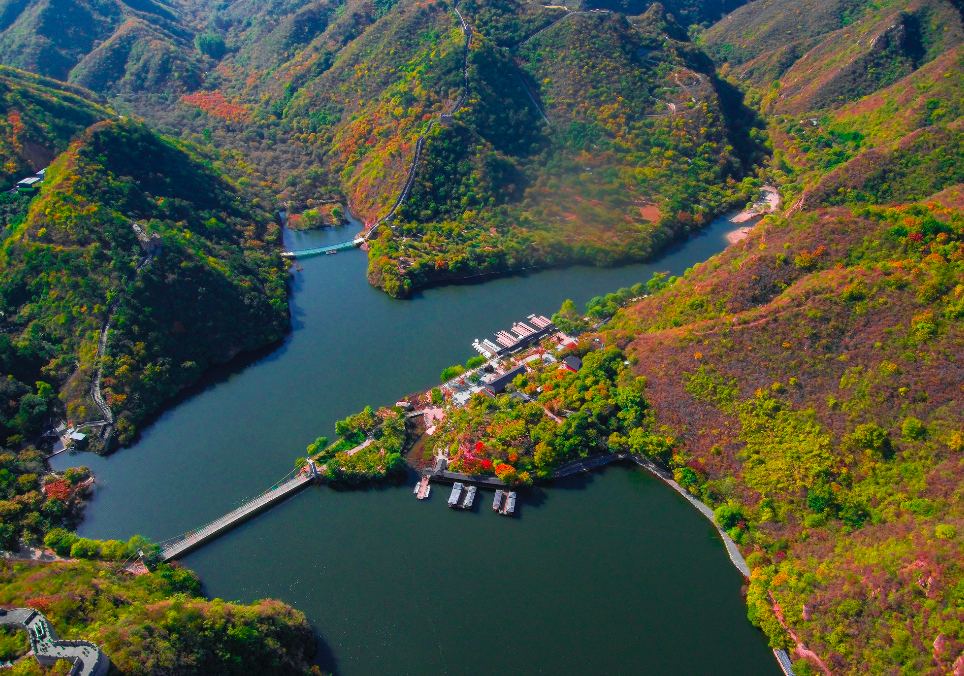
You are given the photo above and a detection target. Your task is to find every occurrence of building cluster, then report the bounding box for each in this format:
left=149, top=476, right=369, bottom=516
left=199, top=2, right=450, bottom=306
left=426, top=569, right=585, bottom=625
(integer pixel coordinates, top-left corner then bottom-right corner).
left=435, top=312, right=583, bottom=411
left=413, top=310, right=587, bottom=513
left=472, top=314, right=556, bottom=358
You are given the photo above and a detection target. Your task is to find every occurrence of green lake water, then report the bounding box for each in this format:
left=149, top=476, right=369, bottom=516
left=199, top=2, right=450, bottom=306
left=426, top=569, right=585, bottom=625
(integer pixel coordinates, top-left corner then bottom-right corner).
left=53, top=217, right=781, bottom=676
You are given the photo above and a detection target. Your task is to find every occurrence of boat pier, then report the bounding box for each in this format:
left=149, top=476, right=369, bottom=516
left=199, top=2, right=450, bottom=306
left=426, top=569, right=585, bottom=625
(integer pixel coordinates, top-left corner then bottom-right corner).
left=414, top=475, right=431, bottom=499
left=492, top=489, right=516, bottom=515
left=423, top=467, right=508, bottom=488
left=447, top=482, right=477, bottom=509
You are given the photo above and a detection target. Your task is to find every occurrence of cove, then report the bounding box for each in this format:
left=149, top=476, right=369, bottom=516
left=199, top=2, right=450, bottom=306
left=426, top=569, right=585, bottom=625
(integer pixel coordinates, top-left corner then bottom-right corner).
left=52, top=215, right=781, bottom=676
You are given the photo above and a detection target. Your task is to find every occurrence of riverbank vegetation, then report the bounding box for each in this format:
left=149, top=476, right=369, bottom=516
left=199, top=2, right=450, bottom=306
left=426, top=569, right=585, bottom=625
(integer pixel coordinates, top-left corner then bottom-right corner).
left=286, top=203, right=348, bottom=230
left=0, top=444, right=90, bottom=551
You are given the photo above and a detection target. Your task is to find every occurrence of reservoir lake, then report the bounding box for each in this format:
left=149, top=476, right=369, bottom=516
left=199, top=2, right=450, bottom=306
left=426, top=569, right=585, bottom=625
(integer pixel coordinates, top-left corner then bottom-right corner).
left=53, top=216, right=781, bottom=676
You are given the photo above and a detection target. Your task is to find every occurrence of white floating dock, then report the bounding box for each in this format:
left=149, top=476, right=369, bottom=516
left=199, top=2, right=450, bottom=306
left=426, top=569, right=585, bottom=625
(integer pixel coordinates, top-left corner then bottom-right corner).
left=500, top=491, right=517, bottom=515
left=448, top=482, right=464, bottom=508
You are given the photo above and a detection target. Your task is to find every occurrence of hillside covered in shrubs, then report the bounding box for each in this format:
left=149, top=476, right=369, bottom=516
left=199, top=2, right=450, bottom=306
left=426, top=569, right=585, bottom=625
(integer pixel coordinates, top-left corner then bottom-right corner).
left=0, top=0, right=962, bottom=671
left=596, top=189, right=964, bottom=675
left=0, top=114, right=289, bottom=449
left=363, top=4, right=764, bottom=296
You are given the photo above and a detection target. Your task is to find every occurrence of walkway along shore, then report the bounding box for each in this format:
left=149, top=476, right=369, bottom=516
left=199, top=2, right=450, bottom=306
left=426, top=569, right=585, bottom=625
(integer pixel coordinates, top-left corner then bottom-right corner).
left=627, top=454, right=751, bottom=578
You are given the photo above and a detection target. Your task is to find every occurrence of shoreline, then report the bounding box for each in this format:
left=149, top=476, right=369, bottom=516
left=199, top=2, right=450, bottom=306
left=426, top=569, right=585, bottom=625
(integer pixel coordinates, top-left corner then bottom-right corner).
left=730, top=185, right=780, bottom=224
left=724, top=185, right=781, bottom=244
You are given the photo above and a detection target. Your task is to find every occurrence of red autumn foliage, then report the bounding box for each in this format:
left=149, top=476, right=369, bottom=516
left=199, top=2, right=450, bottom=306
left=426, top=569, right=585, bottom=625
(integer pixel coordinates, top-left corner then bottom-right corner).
left=44, top=480, right=71, bottom=502
left=26, top=596, right=53, bottom=613
left=181, top=91, right=250, bottom=121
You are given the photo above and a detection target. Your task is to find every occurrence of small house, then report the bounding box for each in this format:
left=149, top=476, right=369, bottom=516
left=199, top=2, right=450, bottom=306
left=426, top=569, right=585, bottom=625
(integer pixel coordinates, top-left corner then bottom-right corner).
left=483, top=364, right=526, bottom=395
left=16, top=176, right=41, bottom=193
left=68, top=431, right=88, bottom=449
left=562, top=356, right=582, bottom=373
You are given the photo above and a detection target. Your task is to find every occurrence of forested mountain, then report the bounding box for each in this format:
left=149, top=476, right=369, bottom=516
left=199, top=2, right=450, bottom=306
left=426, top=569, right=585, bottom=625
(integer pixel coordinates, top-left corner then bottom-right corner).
left=602, top=184, right=964, bottom=676
left=591, top=0, right=964, bottom=672
left=140, top=0, right=767, bottom=296
left=0, top=77, right=288, bottom=449
left=0, top=66, right=108, bottom=187
left=701, top=0, right=964, bottom=208
left=0, top=0, right=962, bottom=672
left=0, top=0, right=771, bottom=298
left=0, top=63, right=308, bottom=676
left=0, top=0, right=205, bottom=94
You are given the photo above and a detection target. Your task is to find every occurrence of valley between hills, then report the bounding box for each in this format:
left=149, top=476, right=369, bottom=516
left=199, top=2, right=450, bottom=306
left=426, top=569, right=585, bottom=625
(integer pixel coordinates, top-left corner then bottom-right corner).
left=0, top=0, right=960, bottom=673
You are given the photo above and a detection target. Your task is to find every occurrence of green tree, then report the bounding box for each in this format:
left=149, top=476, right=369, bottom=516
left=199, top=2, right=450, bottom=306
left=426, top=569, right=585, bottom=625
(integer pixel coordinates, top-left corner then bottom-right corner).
left=43, top=528, right=78, bottom=556
left=306, top=436, right=328, bottom=454
left=849, top=423, right=892, bottom=458
left=714, top=502, right=745, bottom=529
left=195, top=32, right=226, bottom=59
left=902, top=417, right=926, bottom=440
left=70, top=538, right=101, bottom=559
left=646, top=272, right=669, bottom=293
left=440, top=365, right=466, bottom=382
